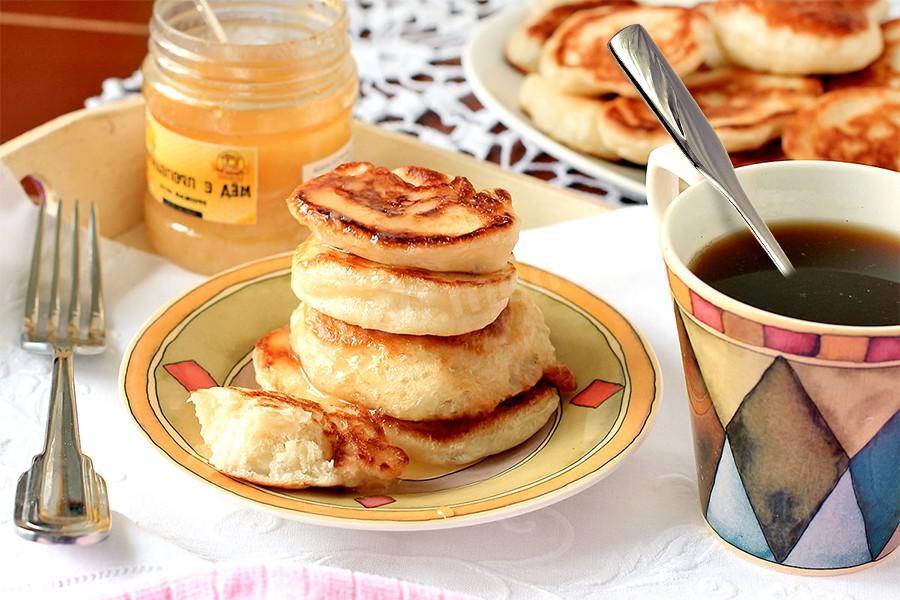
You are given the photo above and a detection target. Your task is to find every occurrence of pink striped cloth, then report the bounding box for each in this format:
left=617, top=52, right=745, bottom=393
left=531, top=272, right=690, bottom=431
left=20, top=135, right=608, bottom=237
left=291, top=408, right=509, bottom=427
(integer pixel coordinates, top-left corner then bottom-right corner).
left=106, top=564, right=476, bottom=600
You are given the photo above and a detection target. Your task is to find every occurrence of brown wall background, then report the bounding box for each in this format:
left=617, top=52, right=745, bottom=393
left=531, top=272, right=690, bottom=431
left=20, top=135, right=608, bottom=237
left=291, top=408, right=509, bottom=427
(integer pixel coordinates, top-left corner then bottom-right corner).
left=0, top=0, right=153, bottom=142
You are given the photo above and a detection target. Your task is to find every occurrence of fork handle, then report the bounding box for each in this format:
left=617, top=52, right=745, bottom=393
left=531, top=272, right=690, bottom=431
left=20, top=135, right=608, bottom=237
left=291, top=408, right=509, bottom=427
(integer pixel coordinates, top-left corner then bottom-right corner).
left=38, top=348, right=87, bottom=519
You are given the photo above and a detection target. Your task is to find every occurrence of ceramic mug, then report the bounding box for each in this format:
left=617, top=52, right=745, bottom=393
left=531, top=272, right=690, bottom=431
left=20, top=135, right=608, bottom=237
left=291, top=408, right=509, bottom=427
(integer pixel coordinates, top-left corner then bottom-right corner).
left=647, top=144, right=900, bottom=573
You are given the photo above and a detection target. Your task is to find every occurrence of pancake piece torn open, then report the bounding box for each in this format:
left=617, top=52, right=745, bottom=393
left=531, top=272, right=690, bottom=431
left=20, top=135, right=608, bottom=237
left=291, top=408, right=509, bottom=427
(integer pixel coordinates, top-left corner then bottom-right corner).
left=189, top=386, right=408, bottom=489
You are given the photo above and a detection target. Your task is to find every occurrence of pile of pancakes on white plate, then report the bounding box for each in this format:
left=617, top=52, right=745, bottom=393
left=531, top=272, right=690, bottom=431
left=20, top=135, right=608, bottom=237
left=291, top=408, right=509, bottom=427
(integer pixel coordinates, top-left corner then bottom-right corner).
left=189, top=163, right=576, bottom=490
left=508, top=0, right=900, bottom=171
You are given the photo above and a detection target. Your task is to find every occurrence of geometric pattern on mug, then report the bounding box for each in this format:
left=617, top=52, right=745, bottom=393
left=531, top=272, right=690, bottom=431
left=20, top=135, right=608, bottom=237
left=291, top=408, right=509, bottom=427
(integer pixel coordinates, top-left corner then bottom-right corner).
left=793, top=362, right=900, bottom=457
left=849, top=410, right=900, bottom=560
left=668, top=270, right=900, bottom=363
left=682, top=314, right=773, bottom=427
left=783, top=470, right=871, bottom=568
left=675, top=308, right=725, bottom=514
left=677, top=305, right=900, bottom=569
left=706, top=438, right=775, bottom=561
left=727, top=356, right=849, bottom=564
left=877, top=525, right=900, bottom=560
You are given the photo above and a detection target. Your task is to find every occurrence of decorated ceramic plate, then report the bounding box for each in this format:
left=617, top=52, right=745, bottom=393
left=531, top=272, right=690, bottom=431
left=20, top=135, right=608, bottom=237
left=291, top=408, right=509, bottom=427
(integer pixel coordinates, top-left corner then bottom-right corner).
left=121, top=255, right=660, bottom=530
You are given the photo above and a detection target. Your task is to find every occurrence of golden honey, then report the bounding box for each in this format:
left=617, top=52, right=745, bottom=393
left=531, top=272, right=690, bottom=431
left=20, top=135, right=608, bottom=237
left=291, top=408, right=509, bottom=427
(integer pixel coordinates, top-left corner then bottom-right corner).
left=142, top=0, right=357, bottom=273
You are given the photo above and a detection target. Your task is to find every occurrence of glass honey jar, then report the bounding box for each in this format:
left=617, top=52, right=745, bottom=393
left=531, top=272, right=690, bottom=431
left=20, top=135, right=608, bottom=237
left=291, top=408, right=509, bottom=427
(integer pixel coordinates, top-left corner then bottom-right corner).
left=143, top=0, right=357, bottom=273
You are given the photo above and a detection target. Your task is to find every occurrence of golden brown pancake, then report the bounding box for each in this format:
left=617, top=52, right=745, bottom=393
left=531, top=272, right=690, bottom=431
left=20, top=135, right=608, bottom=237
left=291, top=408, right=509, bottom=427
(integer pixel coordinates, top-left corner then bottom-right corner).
left=830, top=19, right=900, bottom=89
left=252, top=326, right=569, bottom=466
left=505, top=1, right=636, bottom=74
left=711, top=0, right=884, bottom=75
left=375, top=383, right=561, bottom=466
left=286, top=163, right=518, bottom=274
left=783, top=87, right=900, bottom=170
left=518, top=73, right=618, bottom=159
left=597, top=68, right=823, bottom=164
left=291, top=238, right=517, bottom=336
left=189, top=386, right=408, bottom=489
left=288, top=289, right=572, bottom=421
left=691, top=3, right=730, bottom=68
left=539, top=6, right=712, bottom=97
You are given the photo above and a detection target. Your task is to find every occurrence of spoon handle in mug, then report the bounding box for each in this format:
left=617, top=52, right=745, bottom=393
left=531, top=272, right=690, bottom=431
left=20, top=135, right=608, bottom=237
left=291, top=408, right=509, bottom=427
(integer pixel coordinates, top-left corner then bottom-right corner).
left=607, top=25, right=795, bottom=277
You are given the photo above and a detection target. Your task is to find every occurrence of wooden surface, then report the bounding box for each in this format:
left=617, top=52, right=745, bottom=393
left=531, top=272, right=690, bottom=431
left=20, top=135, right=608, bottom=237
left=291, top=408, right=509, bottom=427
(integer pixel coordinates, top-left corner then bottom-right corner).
left=0, top=96, right=605, bottom=251
left=0, top=0, right=152, bottom=142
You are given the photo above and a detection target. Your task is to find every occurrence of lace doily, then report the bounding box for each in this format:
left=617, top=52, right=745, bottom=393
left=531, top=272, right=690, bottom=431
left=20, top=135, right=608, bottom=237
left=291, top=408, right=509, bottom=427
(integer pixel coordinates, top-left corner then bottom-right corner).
left=86, top=0, right=628, bottom=206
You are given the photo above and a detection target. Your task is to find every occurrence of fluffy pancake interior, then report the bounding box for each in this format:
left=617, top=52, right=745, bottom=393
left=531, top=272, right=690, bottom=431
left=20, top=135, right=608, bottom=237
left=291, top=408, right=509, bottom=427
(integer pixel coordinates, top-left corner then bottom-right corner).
left=189, top=387, right=336, bottom=486
left=291, top=238, right=517, bottom=336
left=189, top=386, right=407, bottom=488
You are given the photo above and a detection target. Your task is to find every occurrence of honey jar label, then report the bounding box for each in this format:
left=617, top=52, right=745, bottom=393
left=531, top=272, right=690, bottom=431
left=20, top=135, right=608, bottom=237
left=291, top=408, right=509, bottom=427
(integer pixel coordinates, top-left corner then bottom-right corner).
left=146, top=111, right=259, bottom=225
left=302, top=140, right=353, bottom=182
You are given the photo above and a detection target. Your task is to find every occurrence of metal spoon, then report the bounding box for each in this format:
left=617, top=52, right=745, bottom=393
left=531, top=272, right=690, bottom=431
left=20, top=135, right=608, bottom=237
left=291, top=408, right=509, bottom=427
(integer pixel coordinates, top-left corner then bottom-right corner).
left=608, top=25, right=795, bottom=277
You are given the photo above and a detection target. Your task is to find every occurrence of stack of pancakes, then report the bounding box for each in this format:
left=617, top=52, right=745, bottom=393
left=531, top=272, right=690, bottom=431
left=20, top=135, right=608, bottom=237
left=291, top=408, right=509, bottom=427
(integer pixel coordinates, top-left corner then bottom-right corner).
left=508, top=0, right=899, bottom=171
left=254, top=162, right=575, bottom=467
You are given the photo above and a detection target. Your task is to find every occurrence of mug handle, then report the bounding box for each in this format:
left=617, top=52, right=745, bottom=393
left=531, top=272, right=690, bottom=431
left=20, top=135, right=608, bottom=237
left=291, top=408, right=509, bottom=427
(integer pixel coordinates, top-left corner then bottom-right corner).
left=646, top=144, right=705, bottom=219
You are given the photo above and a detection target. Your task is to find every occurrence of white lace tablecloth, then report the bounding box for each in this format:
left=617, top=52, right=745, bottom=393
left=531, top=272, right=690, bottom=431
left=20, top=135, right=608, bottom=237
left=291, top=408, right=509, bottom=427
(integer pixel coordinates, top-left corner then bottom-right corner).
left=1, top=163, right=898, bottom=599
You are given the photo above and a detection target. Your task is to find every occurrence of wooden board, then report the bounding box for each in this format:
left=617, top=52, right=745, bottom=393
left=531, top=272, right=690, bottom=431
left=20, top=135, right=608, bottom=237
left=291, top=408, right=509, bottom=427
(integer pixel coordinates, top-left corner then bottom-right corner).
left=0, top=96, right=608, bottom=252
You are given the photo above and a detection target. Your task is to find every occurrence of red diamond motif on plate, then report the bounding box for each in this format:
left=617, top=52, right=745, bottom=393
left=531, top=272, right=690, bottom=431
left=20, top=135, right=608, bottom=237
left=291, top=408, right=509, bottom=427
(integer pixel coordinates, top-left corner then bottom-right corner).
left=164, top=360, right=217, bottom=391
left=355, top=495, right=395, bottom=508
left=571, top=379, right=623, bottom=408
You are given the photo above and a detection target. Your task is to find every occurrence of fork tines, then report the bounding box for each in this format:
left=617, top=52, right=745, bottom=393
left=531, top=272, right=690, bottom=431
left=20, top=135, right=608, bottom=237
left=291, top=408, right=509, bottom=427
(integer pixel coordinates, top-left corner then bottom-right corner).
left=22, top=200, right=105, bottom=353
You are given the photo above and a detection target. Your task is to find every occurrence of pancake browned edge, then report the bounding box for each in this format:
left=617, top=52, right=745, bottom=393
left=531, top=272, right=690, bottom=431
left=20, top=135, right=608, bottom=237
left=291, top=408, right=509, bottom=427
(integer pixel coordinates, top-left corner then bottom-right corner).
left=598, top=68, right=822, bottom=164
left=711, top=0, right=884, bottom=75
left=375, top=382, right=562, bottom=466
left=504, top=1, right=636, bottom=74
left=830, top=19, right=900, bottom=90
left=286, top=162, right=519, bottom=274
left=782, top=87, right=900, bottom=170
left=539, top=5, right=710, bottom=97
left=253, top=326, right=577, bottom=466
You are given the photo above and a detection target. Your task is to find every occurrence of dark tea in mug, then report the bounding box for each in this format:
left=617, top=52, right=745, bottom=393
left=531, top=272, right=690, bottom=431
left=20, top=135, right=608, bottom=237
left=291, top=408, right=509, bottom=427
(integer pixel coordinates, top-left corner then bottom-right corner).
left=689, top=222, right=900, bottom=327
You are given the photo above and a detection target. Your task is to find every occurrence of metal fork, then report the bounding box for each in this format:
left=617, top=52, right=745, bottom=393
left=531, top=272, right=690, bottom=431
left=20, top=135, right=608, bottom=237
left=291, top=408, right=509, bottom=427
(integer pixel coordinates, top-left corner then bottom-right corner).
left=14, top=199, right=110, bottom=544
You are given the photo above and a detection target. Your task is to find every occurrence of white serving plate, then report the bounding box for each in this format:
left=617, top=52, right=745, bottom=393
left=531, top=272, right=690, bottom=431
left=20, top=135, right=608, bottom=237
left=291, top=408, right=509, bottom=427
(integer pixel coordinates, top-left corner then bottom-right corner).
left=462, top=4, right=647, bottom=199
